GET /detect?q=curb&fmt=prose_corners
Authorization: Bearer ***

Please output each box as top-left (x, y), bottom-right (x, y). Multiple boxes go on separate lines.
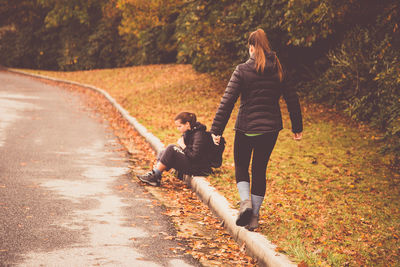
top-left (7, 69), bottom-right (296, 267)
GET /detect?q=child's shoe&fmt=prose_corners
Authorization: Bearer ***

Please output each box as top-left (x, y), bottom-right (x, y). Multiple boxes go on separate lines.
top-left (137, 171), bottom-right (161, 186)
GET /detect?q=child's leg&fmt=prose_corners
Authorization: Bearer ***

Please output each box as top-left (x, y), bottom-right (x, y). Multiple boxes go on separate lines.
top-left (159, 144), bottom-right (192, 174)
top-left (153, 161), bottom-right (167, 177)
top-left (137, 145), bottom-right (182, 186)
top-left (155, 161), bottom-right (167, 172)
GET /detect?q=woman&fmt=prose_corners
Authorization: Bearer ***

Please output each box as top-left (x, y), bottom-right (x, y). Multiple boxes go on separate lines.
top-left (137, 112), bottom-right (212, 186)
top-left (211, 29), bottom-right (303, 230)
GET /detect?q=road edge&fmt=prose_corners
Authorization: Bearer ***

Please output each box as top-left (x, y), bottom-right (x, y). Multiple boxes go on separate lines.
top-left (7, 68), bottom-right (296, 267)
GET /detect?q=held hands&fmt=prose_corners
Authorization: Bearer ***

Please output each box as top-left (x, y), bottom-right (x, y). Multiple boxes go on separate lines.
top-left (177, 137), bottom-right (186, 149)
top-left (293, 132), bottom-right (303, 141)
top-left (211, 133), bottom-right (221, 145)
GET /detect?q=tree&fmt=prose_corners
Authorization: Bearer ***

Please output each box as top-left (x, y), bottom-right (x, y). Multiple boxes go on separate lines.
top-left (116, 0), bottom-right (185, 64)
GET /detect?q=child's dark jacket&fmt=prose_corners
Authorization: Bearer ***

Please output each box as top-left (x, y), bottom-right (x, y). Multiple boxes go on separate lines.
top-left (183, 122), bottom-right (212, 175)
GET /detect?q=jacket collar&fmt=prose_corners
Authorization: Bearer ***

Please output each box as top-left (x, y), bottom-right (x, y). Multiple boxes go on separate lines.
top-left (246, 52), bottom-right (277, 72)
top-left (247, 56), bottom-right (255, 62)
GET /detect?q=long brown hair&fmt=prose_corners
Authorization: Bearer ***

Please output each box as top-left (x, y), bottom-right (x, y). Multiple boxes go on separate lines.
top-left (174, 112), bottom-right (197, 128)
top-left (248, 29), bottom-right (283, 81)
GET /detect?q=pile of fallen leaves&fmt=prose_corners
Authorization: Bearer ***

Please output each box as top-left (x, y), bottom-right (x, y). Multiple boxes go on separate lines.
top-left (34, 77), bottom-right (256, 266)
top-left (20, 66), bottom-right (400, 266)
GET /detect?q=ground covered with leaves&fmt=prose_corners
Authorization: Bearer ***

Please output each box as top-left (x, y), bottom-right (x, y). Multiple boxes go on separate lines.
top-left (21, 65), bottom-right (400, 266)
top-left (30, 77), bottom-right (256, 266)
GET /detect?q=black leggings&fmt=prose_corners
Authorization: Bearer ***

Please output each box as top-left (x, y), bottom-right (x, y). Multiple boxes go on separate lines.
top-left (234, 131), bottom-right (279, 197)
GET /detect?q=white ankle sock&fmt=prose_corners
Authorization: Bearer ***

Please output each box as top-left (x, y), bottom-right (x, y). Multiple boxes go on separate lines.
top-left (237, 181), bottom-right (250, 201)
top-left (153, 168), bottom-right (162, 178)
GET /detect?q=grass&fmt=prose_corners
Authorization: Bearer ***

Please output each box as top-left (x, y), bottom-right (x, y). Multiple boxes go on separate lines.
top-left (19, 64), bottom-right (400, 266)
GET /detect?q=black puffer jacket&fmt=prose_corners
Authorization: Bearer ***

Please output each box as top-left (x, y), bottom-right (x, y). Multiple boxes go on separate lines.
top-left (211, 53), bottom-right (303, 135)
top-left (183, 122), bottom-right (212, 175)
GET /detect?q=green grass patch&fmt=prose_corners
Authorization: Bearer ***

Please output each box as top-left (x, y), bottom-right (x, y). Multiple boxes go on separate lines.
top-left (19, 65), bottom-right (400, 266)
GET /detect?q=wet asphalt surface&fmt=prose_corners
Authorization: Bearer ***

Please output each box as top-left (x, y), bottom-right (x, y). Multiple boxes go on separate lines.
top-left (0, 71), bottom-right (201, 267)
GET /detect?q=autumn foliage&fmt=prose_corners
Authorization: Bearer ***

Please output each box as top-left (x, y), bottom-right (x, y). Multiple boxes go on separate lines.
top-left (1, 0), bottom-right (399, 162)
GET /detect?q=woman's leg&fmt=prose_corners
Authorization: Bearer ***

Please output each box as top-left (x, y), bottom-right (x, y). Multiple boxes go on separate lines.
top-left (234, 131), bottom-right (252, 184)
top-left (246, 132), bottom-right (279, 230)
top-left (234, 131), bottom-right (254, 200)
top-left (250, 132), bottom-right (279, 197)
top-left (234, 131), bottom-right (254, 226)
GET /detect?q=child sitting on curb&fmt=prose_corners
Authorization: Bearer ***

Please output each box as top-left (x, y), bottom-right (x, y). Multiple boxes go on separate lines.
top-left (137, 112), bottom-right (212, 186)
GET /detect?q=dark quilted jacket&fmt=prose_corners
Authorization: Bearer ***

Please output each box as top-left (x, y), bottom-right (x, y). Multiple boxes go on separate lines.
top-left (183, 122), bottom-right (212, 175)
top-left (211, 53), bottom-right (303, 135)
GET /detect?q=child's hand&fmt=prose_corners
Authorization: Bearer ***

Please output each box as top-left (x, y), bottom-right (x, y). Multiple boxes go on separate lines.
top-left (177, 137), bottom-right (186, 149)
top-left (211, 134), bottom-right (221, 145)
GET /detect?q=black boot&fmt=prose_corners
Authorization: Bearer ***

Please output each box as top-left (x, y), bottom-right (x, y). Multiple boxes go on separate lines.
top-left (137, 170), bottom-right (161, 186)
top-left (236, 199), bottom-right (253, 226)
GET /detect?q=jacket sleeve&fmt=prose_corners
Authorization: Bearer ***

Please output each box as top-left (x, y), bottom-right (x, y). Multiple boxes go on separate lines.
top-left (184, 131), bottom-right (208, 161)
top-left (211, 66), bottom-right (242, 135)
top-left (282, 79), bottom-right (303, 133)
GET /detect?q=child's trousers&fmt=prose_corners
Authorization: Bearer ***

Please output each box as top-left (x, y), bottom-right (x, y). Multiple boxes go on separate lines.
top-left (158, 144), bottom-right (193, 174)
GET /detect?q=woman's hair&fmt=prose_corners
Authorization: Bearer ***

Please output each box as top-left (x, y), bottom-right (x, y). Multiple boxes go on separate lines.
top-left (248, 29), bottom-right (283, 81)
top-left (174, 112), bottom-right (197, 128)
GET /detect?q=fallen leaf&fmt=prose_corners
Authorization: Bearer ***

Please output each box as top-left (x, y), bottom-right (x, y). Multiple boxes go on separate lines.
top-left (275, 247), bottom-right (286, 253)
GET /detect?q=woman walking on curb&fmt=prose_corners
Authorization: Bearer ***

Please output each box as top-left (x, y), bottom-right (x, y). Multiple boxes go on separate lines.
top-left (137, 112), bottom-right (212, 186)
top-left (210, 29), bottom-right (303, 231)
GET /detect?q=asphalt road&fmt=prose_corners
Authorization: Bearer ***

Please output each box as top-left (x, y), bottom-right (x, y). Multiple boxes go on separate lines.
top-left (0, 71), bottom-right (200, 267)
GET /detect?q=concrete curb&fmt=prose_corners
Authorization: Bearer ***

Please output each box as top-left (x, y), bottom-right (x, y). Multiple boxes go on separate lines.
top-left (8, 69), bottom-right (296, 267)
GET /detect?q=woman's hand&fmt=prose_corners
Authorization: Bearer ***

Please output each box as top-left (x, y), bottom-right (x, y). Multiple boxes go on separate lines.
top-left (177, 137), bottom-right (186, 149)
top-left (211, 133), bottom-right (221, 145)
top-left (293, 132), bottom-right (303, 141)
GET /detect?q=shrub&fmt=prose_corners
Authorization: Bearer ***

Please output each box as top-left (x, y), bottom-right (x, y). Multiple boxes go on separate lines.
top-left (301, 3), bottom-right (400, 164)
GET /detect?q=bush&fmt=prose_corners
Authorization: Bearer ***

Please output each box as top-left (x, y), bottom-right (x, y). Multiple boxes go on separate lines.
top-left (300, 3), bottom-right (400, 164)
top-left (2, 0), bottom-right (399, 163)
